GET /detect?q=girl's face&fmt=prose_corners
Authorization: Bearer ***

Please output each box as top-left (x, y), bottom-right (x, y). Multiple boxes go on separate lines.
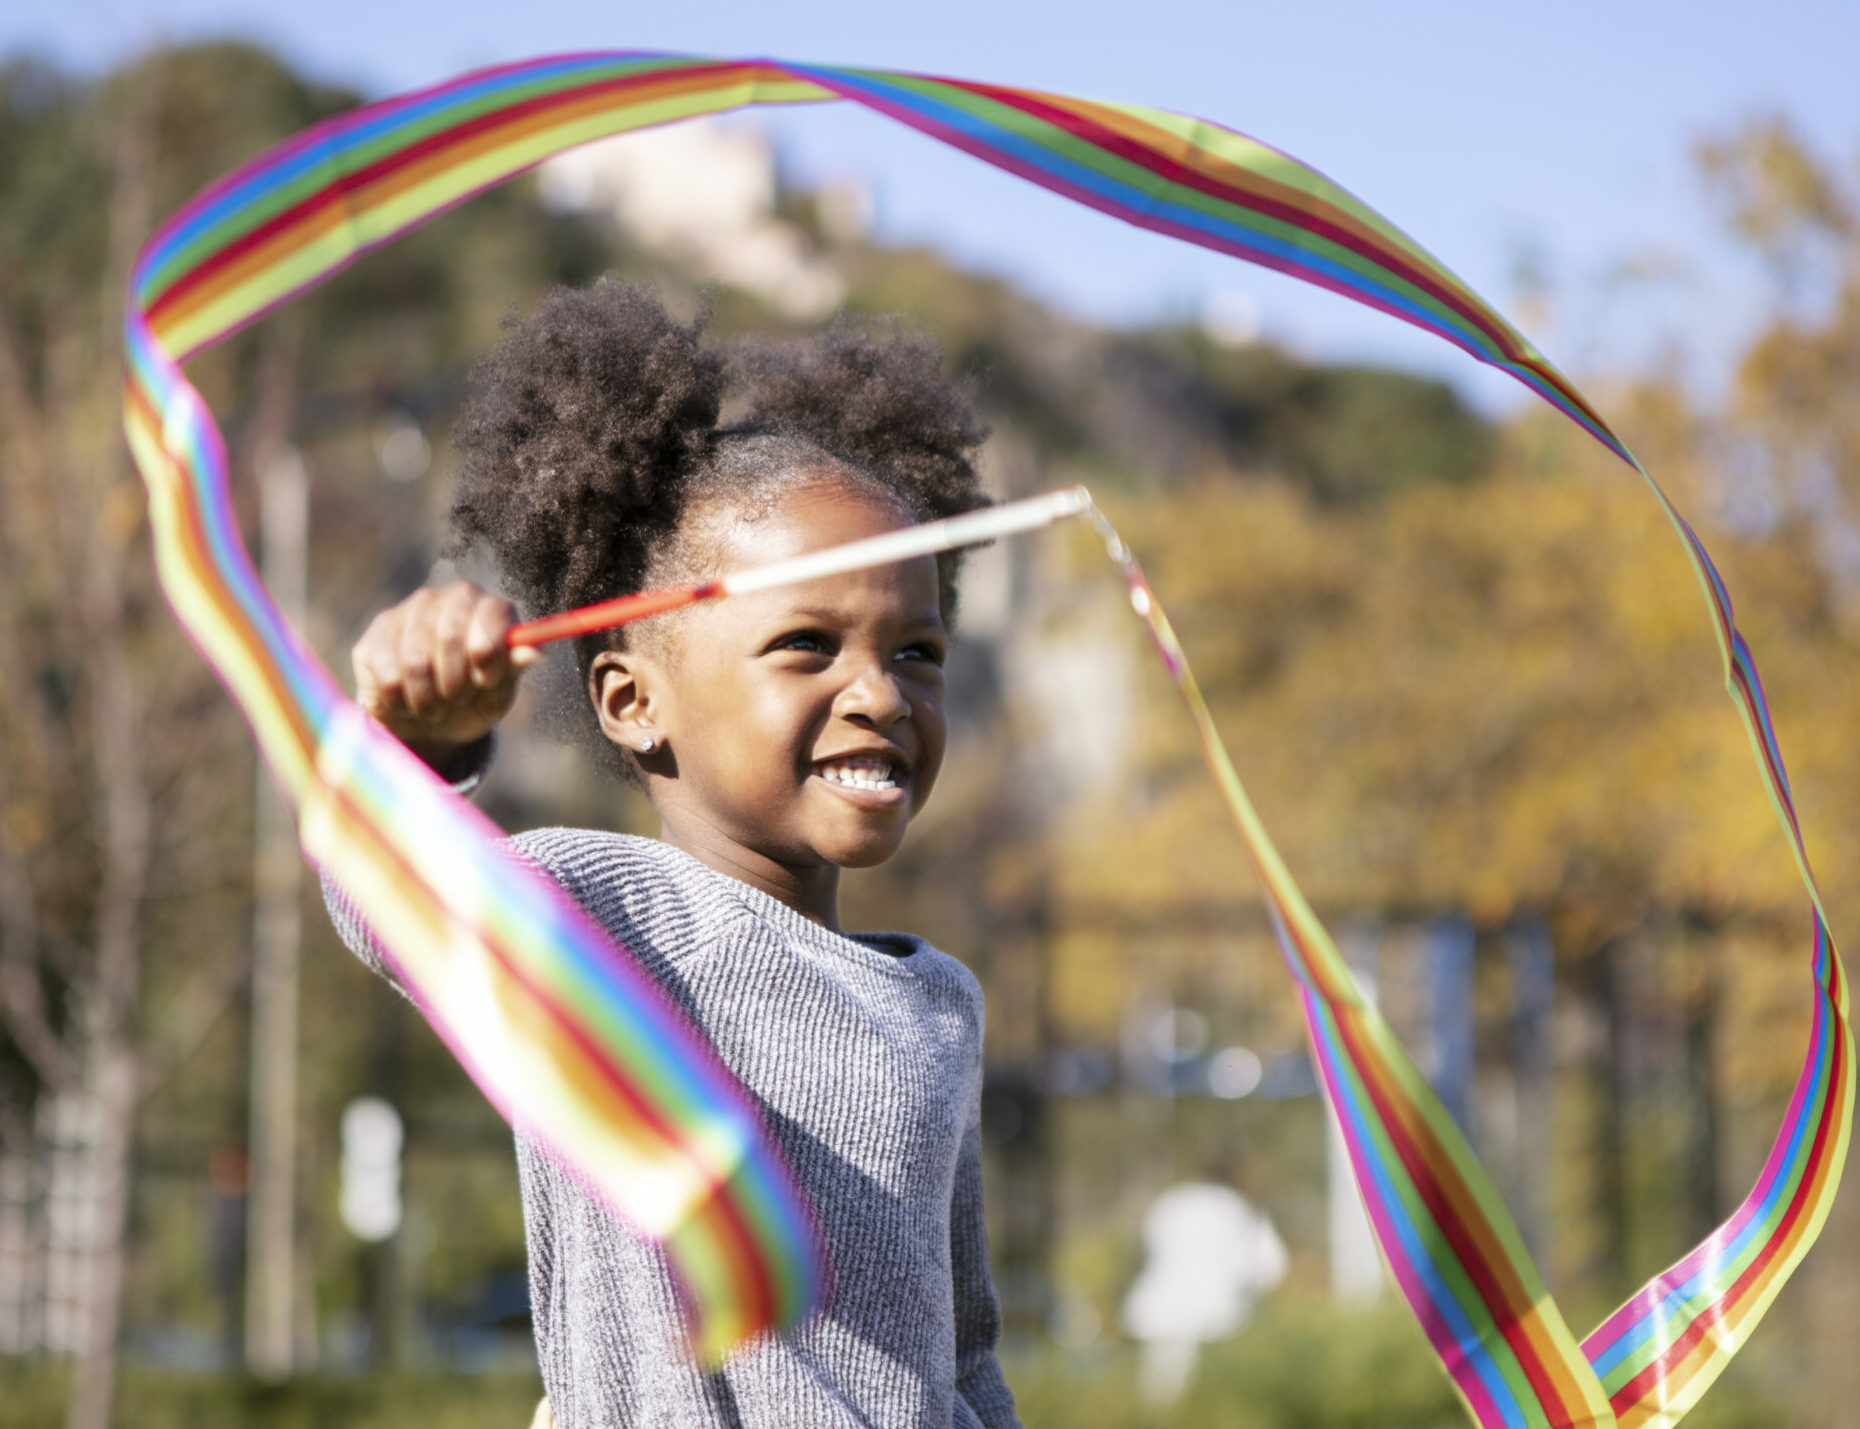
top-left (596, 479), bottom-right (949, 918)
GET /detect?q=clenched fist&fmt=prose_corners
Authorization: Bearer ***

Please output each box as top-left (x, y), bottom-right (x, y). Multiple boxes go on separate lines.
top-left (352, 581), bottom-right (539, 762)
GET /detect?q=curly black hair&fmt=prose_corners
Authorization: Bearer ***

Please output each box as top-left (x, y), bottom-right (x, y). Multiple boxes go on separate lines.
top-left (447, 278), bottom-right (993, 763)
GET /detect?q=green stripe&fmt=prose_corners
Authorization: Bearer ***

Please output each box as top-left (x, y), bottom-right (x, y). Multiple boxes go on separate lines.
top-left (873, 75), bottom-right (1502, 362)
top-left (1596, 1050), bottom-right (1834, 1392)
top-left (1317, 1000), bottom-right (1556, 1423)
top-left (142, 56), bottom-right (688, 299)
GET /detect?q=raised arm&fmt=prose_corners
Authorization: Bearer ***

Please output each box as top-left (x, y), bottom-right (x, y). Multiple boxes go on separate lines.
top-left (323, 580), bottom-right (538, 986)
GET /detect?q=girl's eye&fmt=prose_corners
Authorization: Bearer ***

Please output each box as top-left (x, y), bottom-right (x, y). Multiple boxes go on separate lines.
top-left (772, 630), bottom-right (834, 656)
top-left (896, 641), bottom-right (946, 668)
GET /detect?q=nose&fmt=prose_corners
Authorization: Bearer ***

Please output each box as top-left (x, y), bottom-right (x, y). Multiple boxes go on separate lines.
top-left (835, 660), bottom-right (910, 729)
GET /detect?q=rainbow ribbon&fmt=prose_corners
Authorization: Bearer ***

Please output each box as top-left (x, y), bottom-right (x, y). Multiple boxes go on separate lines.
top-left (121, 53), bottom-right (1848, 1419)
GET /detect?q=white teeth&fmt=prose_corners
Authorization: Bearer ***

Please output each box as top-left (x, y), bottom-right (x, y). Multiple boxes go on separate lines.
top-left (818, 758), bottom-right (899, 790)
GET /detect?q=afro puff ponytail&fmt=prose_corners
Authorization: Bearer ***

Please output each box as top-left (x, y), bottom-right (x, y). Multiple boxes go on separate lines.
top-left (449, 278), bottom-right (723, 620)
top-left (730, 317), bottom-right (993, 526)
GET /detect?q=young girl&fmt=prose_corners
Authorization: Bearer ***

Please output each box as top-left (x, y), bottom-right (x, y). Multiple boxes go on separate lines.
top-left (326, 279), bottom-right (1020, 1429)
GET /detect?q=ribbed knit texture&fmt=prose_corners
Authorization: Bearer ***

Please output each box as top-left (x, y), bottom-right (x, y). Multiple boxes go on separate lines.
top-left (324, 826), bottom-right (1019, 1429)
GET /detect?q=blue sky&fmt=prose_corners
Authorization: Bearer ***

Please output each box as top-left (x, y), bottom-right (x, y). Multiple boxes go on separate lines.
top-left (7, 0), bottom-right (1857, 411)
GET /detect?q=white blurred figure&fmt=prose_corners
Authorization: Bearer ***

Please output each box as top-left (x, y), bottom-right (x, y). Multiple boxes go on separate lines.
top-left (1121, 1182), bottom-right (1287, 1405)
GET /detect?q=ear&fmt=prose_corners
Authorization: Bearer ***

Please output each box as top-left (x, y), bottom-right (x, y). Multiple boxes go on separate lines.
top-left (589, 648), bottom-right (666, 755)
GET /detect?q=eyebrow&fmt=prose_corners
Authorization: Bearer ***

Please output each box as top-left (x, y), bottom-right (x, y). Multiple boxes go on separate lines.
top-left (778, 603), bottom-right (944, 627)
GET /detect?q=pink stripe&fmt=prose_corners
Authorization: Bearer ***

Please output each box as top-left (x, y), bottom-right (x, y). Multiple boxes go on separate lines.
top-left (824, 76), bottom-right (1636, 467)
top-left (1586, 973), bottom-right (1831, 1350)
top-left (1303, 993), bottom-right (1512, 1427)
top-left (145, 52), bottom-right (626, 262)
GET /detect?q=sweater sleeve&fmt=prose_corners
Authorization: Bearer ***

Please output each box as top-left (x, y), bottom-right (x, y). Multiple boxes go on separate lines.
top-left (950, 1094), bottom-right (1020, 1428)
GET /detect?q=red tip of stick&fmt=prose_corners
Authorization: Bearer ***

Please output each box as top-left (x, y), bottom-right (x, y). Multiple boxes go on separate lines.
top-left (507, 582), bottom-right (716, 647)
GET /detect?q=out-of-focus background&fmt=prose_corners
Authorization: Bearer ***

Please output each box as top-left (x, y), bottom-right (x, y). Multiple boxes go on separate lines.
top-left (2, 5), bottom-right (1859, 1427)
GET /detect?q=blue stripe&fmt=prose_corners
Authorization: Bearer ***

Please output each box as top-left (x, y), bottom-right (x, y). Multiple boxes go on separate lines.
top-left (1308, 996), bottom-right (1532, 1428)
top-left (1731, 636), bottom-right (1794, 803)
top-left (139, 54), bottom-right (675, 297)
top-left (1588, 993), bottom-right (1831, 1376)
top-left (130, 339), bottom-right (335, 724)
top-left (811, 70), bottom-right (1631, 447)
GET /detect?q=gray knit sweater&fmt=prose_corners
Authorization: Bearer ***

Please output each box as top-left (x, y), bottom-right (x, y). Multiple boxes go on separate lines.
top-left (324, 825), bottom-right (1019, 1429)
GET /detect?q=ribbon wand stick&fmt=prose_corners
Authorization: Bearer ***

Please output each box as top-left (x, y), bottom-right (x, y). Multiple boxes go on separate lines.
top-left (506, 486), bottom-right (1096, 648)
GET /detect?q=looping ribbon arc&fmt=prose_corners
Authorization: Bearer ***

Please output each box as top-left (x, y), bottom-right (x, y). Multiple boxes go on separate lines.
top-left (122, 52), bottom-right (1848, 1422)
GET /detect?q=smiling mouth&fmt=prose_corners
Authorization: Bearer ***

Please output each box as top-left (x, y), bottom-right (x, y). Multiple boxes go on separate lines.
top-left (813, 754), bottom-right (906, 798)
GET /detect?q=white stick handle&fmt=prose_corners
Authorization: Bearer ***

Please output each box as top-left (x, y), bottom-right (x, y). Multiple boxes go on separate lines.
top-left (719, 486), bottom-right (1094, 597)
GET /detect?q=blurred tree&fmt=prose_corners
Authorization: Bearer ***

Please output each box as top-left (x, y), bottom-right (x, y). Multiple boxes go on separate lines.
top-left (1035, 375), bottom-right (1857, 1300)
top-left (1697, 116), bottom-right (1852, 290)
top-left (1124, 332), bottom-right (1495, 502)
top-left (1700, 117), bottom-right (1860, 607)
top-left (837, 245), bottom-right (1494, 503)
top-left (0, 44), bottom-right (359, 1429)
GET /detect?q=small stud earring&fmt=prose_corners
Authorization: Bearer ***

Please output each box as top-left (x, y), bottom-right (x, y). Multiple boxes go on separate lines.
top-left (638, 735), bottom-right (657, 753)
